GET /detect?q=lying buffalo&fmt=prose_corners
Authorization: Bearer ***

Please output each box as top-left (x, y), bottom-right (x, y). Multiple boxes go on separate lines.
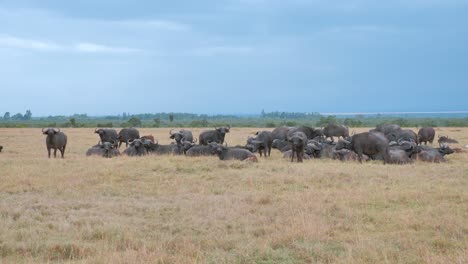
top-left (143, 139), bottom-right (181, 155)
top-left (418, 127), bottom-right (435, 145)
top-left (245, 131), bottom-right (273, 157)
top-left (333, 149), bottom-right (370, 162)
top-left (438, 136), bottom-right (458, 147)
top-left (386, 129), bottom-right (418, 144)
top-left (336, 132), bottom-right (390, 164)
top-left (123, 139), bottom-right (148, 156)
top-left (304, 140), bottom-right (323, 158)
top-left (141, 135), bottom-right (155, 143)
top-left (170, 129), bottom-right (194, 144)
top-left (209, 143), bottom-right (258, 162)
top-left (185, 144), bottom-right (215, 157)
top-left (86, 141), bottom-right (120, 158)
top-left (322, 124), bottom-right (349, 143)
top-left (95, 128), bottom-right (119, 147)
top-left (415, 145), bottom-right (455, 163)
top-left (287, 131), bottom-right (308, 162)
top-left (42, 128), bottom-right (67, 158)
top-left (199, 126), bottom-right (230, 145)
top-left (283, 150), bottom-right (311, 160)
top-left (118, 128), bottom-right (140, 148)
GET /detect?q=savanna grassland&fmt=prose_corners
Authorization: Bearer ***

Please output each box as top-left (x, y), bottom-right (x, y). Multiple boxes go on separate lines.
top-left (0, 128), bottom-right (467, 264)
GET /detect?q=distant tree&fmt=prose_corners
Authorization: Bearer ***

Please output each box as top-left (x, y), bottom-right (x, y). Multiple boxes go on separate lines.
top-left (70, 118), bottom-right (77, 127)
top-left (23, 110), bottom-right (32, 120)
top-left (316, 115), bottom-right (337, 127)
top-left (128, 117), bottom-right (142, 127)
top-left (153, 118), bottom-right (161, 128)
top-left (261, 109), bottom-right (266, 118)
top-left (3, 112), bottom-right (10, 120)
top-left (11, 113), bottom-right (23, 120)
top-left (169, 114), bottom-right (174, 122)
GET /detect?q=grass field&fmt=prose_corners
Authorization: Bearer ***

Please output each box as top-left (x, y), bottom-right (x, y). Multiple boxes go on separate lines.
top-left (0, 127), bottom-right (467, 263)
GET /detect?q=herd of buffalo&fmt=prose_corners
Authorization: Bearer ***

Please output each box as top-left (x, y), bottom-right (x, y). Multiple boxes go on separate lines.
top-left (0, 124), bottom-right (463, 164)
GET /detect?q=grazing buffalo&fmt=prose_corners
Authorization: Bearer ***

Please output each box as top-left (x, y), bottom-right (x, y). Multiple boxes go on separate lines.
top-left (438, 136), bottom-right (458, 147)
top-left (143, 139), bottom-right (181, 155)
top-left (42, 128), bottom-right (67, 158)
top-left (370, 124), bottom-right (401, 135)
top-left (140, 135), bottom-right (155, 143)
top-left (322, 124), bottom-right (349, 143)
top-left (209, 143), bottom-right (258, 162)
top-left (287, 131), bottom-right (308, 162)
top-left (170, 129), bottom-right (194, 144)
top-left (118, 128), bottom-right (140, 148)
top-left (199, 126), bottom-right (230, 145)
top-left (418, 127), bottom-right (435, 145)
top-left (245, 131), bottom-right (273, 157)
top-left (95, 128), bottom-right (119, 147)
top-left (271, 139), bottom-right (291, 152)
top-left (86, 141), bottom-right (120, 158)
top-left (123, 139), bottom-right (148, 156)
top-left (336, 132), bottom-right (390, 164)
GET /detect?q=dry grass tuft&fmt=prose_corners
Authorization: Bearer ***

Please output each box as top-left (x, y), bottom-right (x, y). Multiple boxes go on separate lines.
top-left (0, 127), bottom-right (467, 263)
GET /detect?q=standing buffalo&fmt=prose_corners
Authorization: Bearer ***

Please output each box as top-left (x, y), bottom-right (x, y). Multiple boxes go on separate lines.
top-left (118, 128), bottom-right (140, 148)
top-left (322, 124), bottom-right (349, 143)
top-left (418, 127), bottom-right (435, 145)
top-left (169, 129), bottom-right (194, 144)
top-left (123, 139), bottom-right (148, 156)
top-left (271, 139), bottom-right (291, 152)
top-left (336, 132), bottom-right (390, 164)
top-left (287, 131), bottom-right (308, 162)
top-left (245, 131), bottom-right (273, 157)
top-left (271, 127), bottom-right (291, 141)
top-left (209, 143), bottom-right (258, 162)
top-left (272, 126), bottom-right (322, 141)
top-left (95, 128), bottom-right (119, 147)
top-left (42, 128), bottom-right (67, 158)
top-left (86, 141), bottom-right (120, 158)
top-left (199, 126), bottom-right (230, 145)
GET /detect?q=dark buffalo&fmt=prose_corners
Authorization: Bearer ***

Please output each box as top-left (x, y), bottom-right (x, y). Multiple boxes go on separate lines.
top-left (123, 139), bottom-right (148, 156)
top-left (178, 139), bottom-right (197, 155)
top-left (386, 129), bottom-right (418, 144)
top-left (417, 127), bottom-right (435, 145)
top-left (42, 128), bottom-right (67, 158)
top-left (320, 143), bottom-right (336, 159)
top-left (438, 136), bottom-right (458, 147)
top-left (245, 131), bottom-right (273, 157)
top-left (287, 131), bottom-right (308, 162)
top-left (283, 150), bottom-right (311, 160)
top-left (185, 144), bottom-right (215, 157)
top-left (209, 143), bottom-right (258, 162)
top-left (336, 132), bottom-right (390, 164)
top-left (415, 145), bottom-right (455, 163)
top-left (289, 126), bottom-right (323, 140)
top-left (199, 126), bottom-right (230, 145)
top-left (333, 149), bottom-right (370, 162)
top-left (271, 126), bottom-right (291, 141)
top-left (322, 124), bottom-right (349, 143)
top-left (304, 140), bottom-right (323, 158)
top-left (169, 129), bottom-right (194, 144)
top-left (370, 124), bottom-right (401, 135)
top-left (118, 128), bottom-right (140, 148)
top-left (95, 128), bottom-right (119, 147)
top-left (86, 141), bottom-right (120, 158)
top-left (143, 139), bottom-right (181, 155)
top-left (271, 139), bottom-right (291, 152)
top-left (387, 148), bottom-right (412, 164)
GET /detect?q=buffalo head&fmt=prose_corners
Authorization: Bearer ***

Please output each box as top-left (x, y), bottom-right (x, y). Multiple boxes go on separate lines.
top-left (42, 128), bottom-right (60, 136)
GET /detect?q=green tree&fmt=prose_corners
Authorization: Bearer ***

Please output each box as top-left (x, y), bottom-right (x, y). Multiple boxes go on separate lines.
top-left (70, 118), bottom-right (77, 127)
top-left (153, 118), bottom-right (161, 128)
top-left (169, 114), bottom-right (174, 122)
top-left (23, 110), bottom-right (32, 120)
top-left (11, 113), bottom-right (23, 120)
top-left (128, 117), bottom-right (142, 127)
top-left (3, 112), bottom-right (10, 120)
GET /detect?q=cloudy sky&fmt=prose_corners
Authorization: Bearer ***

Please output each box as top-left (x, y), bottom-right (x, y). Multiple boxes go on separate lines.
top-left (1, 0), bottom-right (467, 116)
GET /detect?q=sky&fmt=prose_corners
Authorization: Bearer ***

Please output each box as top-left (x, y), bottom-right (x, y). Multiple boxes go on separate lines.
top-left (0, 0), bottom-right (467, 116)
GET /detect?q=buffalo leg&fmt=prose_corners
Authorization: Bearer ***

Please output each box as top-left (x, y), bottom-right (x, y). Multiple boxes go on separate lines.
top-left (53, 148), bottom-right (57, 158)
top-left (291, 150), bottom-right (295, 162)
top-left (297, 151), bottom-right (303, 163)
top-left (61, 145), bottom-right (66, 158)
top-left (47, 148), bottom-right (51, 158)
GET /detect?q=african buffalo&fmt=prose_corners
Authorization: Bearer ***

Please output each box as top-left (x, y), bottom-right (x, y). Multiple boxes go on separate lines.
top-left (438, 136), bottom-right (458, 147)
top-left (42, 128), bottom-right (67, 158)
top-left (118, 128), bottom-right (140, 148)
top-left (86, 141), bottom-right (120, 158)
top-left (170, 129), bottom-right (194, 144)
top-left (95, 128), bottom-right (119, 147)
top-left (370, 124), bottom-right (401, 135)
top-left (287, 131), bottom-right (308, 162)
top-left (304, 140), bottom-right (323, 158)
top-left (271, 126), bottom-right (291, 141)
top-left (143, 139), bottom-right (181, 155)
top-left (186, 144), bottom-right (216, 157)
top-left (336, 132), bottom-right (390, 163)
top-left (141, 135), bottom-right (155, 143)
top-left (283, 150), bottom-right (311, 160)
top-left (417, 127), bottom-right (435, 145)
top-left (199, 126), bottom-right (230, 145)
top-left (322, 124), bottom-right (349, 143)
top-left (333, 149), bottom-right (370, 162)
top-left (386, 129), bottom-right (418, 144)
top-left (245, 131), bottom-right (273, 157)
top-left (271, 139), bottom-right (291, 152)
top-left (209, 143), bottom-right (258, 162)
top-left (414, 145), bottom-right (455, 163)
top-left (123, 139), bottom-right (148, 156)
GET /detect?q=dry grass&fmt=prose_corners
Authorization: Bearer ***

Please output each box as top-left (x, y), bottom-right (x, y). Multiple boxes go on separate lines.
top-left (0, 127), bottom-right (467, 264)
